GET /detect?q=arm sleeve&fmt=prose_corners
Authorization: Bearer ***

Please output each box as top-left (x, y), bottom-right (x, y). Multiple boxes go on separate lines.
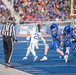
top-left (12, 25), bottom-right (16, 40)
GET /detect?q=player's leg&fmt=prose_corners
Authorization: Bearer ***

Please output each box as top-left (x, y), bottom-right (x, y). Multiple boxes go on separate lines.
top-left (70, 42), bottom-right (76, 56)
top-left (44, 45), bottom-right (49, 56)
top-left (23, 46), bottom-right (31, 60)
top-left (40, 45), bottom-right (49, 61)
top-left (56, 41), bottom-right (65, 59)
top-left (36, 41), bottom-right (39, 49)
top-left (55, 40), bottom-right (68, 63)
top-left (30, 42), bottom-right (38, 61)
top-left (54, 40), bottom-right (64, 56)
top-left (56, 49), bottom-right (64, 56)
top-left (56, 48), bottom-right (68, 63)
top-left (65, 42), bottom-right (71, 54)
top-left (40, 42), bottom-right (54, 61)
top-left (65, 47), bottom-right (70, 54)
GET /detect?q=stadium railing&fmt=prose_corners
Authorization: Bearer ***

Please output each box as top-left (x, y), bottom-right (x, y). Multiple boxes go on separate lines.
top-left (0, 19), bottom-right (76, 36)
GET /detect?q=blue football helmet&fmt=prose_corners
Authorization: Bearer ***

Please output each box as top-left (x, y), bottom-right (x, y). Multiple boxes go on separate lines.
top-left (64, 25), bottom-right (70, 34)
top-left (50, 23), bottom-right (58, 31)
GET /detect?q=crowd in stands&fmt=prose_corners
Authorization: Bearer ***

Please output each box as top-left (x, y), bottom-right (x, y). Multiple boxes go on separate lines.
top-left (12, 0), bottom-right (76, 23)
top-left (0, 0), bottom-right (11, 24)
top-left (1, 0), bottom-right (76, 24)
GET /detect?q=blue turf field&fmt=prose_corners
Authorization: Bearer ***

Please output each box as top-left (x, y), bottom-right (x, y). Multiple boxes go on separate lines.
top-left (0, 36), bottom-right (76, 75)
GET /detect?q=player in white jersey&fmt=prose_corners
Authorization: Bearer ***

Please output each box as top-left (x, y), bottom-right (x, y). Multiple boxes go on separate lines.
top-left (22, 26), bottom-right (46, 62)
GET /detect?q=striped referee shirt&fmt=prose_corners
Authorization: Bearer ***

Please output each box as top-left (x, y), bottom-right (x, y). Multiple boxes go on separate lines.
top-left (1, 22), bottom-right (16, 39)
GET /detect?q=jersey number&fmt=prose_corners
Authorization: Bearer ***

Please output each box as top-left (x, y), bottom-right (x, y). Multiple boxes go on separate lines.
top-left (34, 33), bottom-right (39, 39)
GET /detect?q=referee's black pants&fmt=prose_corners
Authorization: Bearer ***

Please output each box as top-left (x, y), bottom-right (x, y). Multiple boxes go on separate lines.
top-left (3, 36), bottom-right (13, 63)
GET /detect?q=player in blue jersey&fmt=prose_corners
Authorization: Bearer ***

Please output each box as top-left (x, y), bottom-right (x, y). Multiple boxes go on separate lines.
top-left (62, 25), bottom-right (71, 55)
top-left (70, 27), bottom-right (76, 57)
top-left (22, 26), bottom-right (46, 62)
top-left (40, 23), bottom-right (68, 63)
top-left (59, 25), bottom-right (72, 62)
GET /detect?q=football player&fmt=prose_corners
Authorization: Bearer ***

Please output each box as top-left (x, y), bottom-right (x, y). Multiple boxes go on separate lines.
top-left (70, 28), bottom-right (76, 57)
top-left (22, 26), bottom-right (46, 62)
top-left (40, 23), bottom-right (68, 63)
top-left (63, 25), bottom-right (71, 55)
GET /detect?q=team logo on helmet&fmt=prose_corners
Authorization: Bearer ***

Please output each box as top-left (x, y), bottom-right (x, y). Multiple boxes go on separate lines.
top-left (64, 25), bottom-right (70, 34)
top-left (50, 23), bottom-right (58, 31)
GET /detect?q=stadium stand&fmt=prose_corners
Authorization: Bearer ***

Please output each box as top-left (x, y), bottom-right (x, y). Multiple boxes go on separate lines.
top-left (0, 0), bottom-right (75, 24)
top-left (0, 0), bottom-right (11, 24)
top-left (6, 0), bottom-right (76, 24)
top-left (0, 0), bottom-right (76, 24)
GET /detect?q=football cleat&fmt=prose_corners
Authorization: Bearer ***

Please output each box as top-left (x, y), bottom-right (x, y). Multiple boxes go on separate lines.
top-left (33, 56), bottom-right (38, 62)
top-left (40, 56), bottom-right (48, 61)
top-left (64, 55), bottom-right (68, 63)
top-left (22, 57), bottom-right (27, 60)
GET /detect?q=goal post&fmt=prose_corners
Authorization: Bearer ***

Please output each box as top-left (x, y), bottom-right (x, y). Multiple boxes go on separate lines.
top-left (70, 0), bottom-right (76, 16)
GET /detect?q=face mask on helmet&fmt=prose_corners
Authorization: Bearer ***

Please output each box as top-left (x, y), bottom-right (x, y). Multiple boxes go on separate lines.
top-left (64, 25), bottom-right (70, 34)
top-left (32, 26), bottom-right (38, 32)
top-left (50, 23), bottom-right (58, 32)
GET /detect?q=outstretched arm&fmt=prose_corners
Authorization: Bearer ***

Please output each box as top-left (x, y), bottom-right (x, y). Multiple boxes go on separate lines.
top-left (40, 36), bottom-right (46, 45)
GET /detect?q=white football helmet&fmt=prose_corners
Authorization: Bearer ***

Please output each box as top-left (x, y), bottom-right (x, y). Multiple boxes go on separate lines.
top-left (32, 26), bottom-right (38, 32)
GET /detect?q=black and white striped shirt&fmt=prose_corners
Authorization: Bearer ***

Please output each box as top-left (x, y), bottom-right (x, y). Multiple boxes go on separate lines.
top-left (1, 22), bottom-right (16, 39)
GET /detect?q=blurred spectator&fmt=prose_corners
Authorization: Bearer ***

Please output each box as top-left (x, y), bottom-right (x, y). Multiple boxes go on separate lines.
top-left (0, 0), bottom-right (12, 24)
top-left (4, 0), bottom-right (76, 23)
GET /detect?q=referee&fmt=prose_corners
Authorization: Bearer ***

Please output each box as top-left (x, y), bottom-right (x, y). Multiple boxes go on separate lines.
top-left (1, 17), bottom-right (17, 68)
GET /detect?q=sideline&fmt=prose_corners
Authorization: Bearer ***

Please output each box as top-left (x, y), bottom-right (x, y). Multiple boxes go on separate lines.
top-left (0, 64), bottom-right (32, 75)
